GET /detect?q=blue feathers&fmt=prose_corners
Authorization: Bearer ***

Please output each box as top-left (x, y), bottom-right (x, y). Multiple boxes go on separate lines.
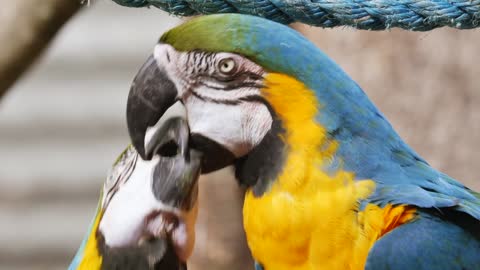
top-left (365, 212), bottom-right (480, 270)
top-left (328, 105), bottom-right (480, 219)
top-left (254, 261), bottom-right (264, 270)
top-left (326, 105), bottom-right (480, 219)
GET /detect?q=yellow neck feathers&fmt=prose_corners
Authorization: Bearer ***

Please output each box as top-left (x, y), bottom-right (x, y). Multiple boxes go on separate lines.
top-left (242, 73), bottom-right (415, 270)
top-left (76, 207), bottom-right (103, 270)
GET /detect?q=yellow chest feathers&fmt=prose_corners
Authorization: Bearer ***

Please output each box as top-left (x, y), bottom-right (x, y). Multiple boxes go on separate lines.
top-left (242, 73), bottom-right (415, 270)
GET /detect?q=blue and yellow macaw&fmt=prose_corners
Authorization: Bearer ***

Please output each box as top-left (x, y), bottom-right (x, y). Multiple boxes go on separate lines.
top-left (68, 102), bottom-right (201, 270)
top-left (123, 14), bottom-right (479, 269)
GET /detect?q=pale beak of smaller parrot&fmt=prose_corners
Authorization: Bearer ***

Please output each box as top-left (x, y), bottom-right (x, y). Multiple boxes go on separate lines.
top-left (142, 100), bottom-right (201, 212)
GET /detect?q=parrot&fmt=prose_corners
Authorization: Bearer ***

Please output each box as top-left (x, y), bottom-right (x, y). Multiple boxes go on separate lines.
top-left (123, 14), bottom-right (480, 270)
top-left (68, 101), bottom-right (201, 270)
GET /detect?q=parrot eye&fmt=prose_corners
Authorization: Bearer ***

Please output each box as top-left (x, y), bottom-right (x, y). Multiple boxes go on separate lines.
top-left (218, 58), bottom-right (237, 75)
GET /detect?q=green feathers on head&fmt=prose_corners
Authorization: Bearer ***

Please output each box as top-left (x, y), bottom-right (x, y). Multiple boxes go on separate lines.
top-left (160, 14), bottom-right (246, 53)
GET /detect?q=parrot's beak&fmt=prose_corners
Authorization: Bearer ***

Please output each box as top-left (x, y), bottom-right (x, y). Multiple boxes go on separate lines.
top-left (127, 54), bottom-right (179, 161)
top-left (127, 52), bottom-right (236, 173)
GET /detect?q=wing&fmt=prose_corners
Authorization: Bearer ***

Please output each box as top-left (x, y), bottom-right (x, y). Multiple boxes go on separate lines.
top-left (327, 103), bottom-right (480, 220)
top-left (317, 80), bottom-right (480, 221)
top-left (367, 150), bottom-right (480, 220)
top-left (365, 211), bottom-right (480, 270)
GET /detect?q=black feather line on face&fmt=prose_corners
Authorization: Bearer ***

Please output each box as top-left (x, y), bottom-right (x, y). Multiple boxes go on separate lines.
top-left (190, 89), bottom-right (241, 105)
top-left (195, 70), bottom-right (264, 90)
top-left (211, 71), bottom-right (263, 83)
top-left (197, 80), bottom-right (263, 92)
top-left (239, 95), bottom-right (270, 107)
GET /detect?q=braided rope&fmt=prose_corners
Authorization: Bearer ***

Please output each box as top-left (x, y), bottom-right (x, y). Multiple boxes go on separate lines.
top-left (111, 0), bottom-right (480, 31)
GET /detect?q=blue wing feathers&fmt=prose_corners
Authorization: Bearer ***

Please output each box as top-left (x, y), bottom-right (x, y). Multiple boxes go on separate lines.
top-left (320, 83), bottom-right (480, 221)
top-left (311, 42), bottom-right (480, 268)
top-left (365, 212), bottom-right (480, 270)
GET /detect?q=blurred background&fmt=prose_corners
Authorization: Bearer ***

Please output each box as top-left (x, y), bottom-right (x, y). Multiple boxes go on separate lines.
top-left (0, 1), bottom-right (478, 269)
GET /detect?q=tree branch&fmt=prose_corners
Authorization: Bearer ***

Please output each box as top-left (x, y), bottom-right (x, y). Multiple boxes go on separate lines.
top-left (0, 0), bottom-right (83, 99)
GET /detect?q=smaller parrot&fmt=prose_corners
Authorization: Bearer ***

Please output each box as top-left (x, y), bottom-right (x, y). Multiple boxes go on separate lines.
top-left (68, 101), bottom-right (201, 270)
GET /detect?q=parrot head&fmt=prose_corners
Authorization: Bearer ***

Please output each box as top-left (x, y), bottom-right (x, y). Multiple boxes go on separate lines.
top-left (126, 14), bottom-right (378, 193)
top-left (127, 43), bottom-right (273, 175)
top-left (69, 104), bottom-right (201, 270)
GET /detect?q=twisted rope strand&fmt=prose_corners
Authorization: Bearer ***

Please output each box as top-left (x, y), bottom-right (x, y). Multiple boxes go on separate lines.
top-left (111, 0), bottom-right (480, 31)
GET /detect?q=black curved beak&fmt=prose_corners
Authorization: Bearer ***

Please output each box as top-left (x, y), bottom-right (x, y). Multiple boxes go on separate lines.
top-left (127, 54), bottom-right (178, 160)
top-left (127, 53), bottom-right (200, 208)
top-left (126, 53), bottom-right (236, 174)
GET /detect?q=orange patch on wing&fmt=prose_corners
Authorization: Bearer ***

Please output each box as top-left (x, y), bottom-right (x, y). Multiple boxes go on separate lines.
top-left (352, 204), bottom-right (417, 270)
top-left (380, 205), bottom-right (417, 236)
top-left (360, 204), bottom-right (417, 238)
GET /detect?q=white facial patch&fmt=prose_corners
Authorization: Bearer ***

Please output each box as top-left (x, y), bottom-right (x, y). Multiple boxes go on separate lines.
top-left (153, 44), bottom-right (274, 158)
top-left (99, 156), bottom-right (197, 261)
top-left (186, 97), bottom-right (272, 157)
top-left (100, 157), bottom-right (166, 246)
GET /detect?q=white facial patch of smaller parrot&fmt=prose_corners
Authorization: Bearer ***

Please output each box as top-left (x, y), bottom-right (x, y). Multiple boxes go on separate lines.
top-left (99, 152), bottom-right (198, 261)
